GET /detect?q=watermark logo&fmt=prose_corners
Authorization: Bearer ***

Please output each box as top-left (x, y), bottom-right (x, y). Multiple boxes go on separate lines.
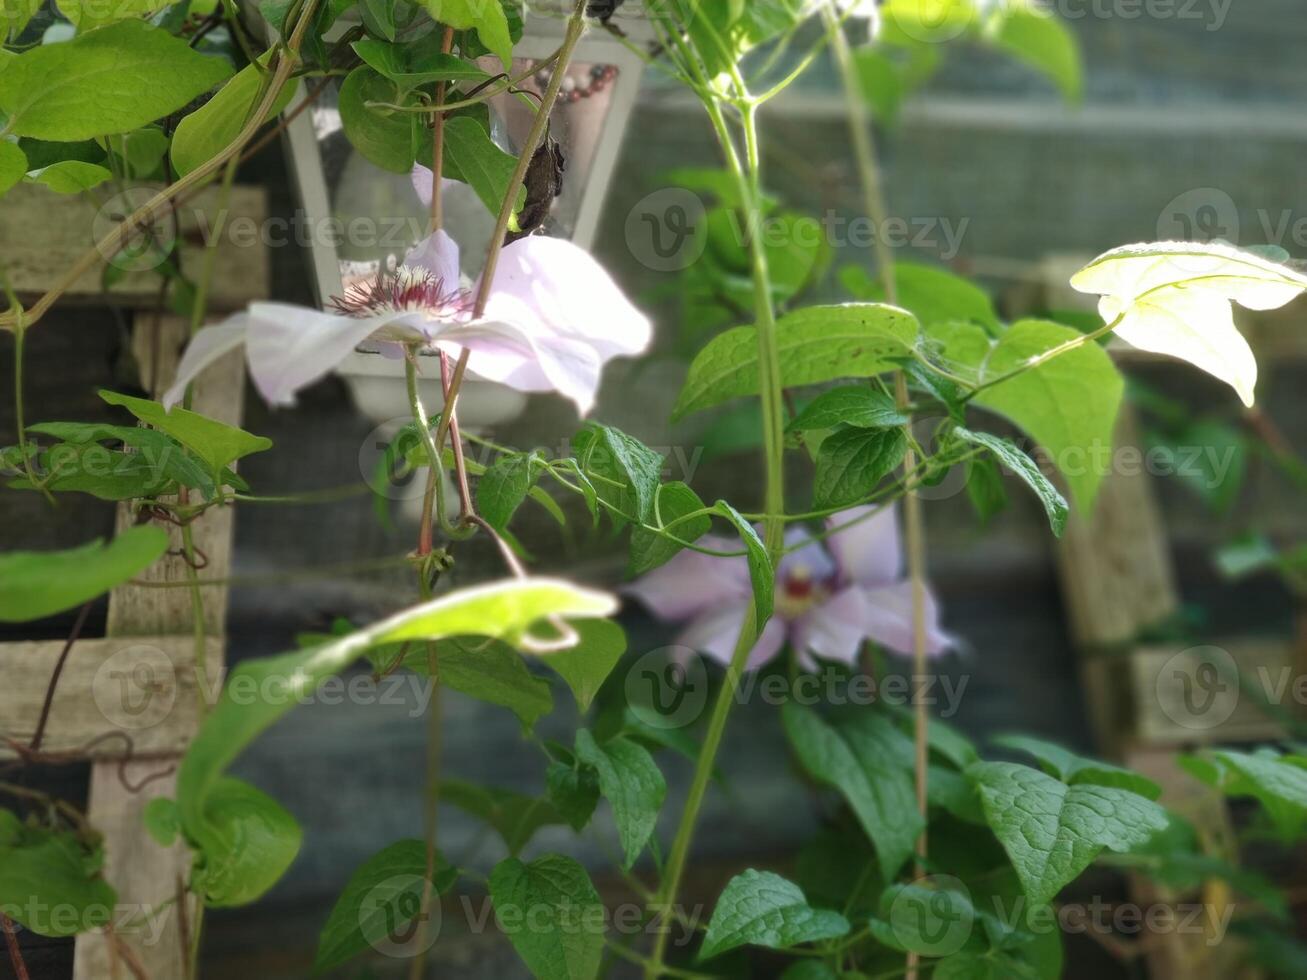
top-left (93, 188), bottom-right (177, 272)
top-left (626, 188), bottom-right (709, 272)
top-left (886, 876), bottom-right (975, 957)
top-left (625, 646), bottom-right (709, 730)
top-left (92, 644), bottom-right (178, 731)
top-left (360, 874), bottom-right (441, 959)
top-left (1155, 645), bottom-right (1240, 731)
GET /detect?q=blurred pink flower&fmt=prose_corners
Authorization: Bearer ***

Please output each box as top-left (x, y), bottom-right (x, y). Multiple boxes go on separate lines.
top-left (163, 227), bottom-right (650, 416)
top-left (626, 505), bottom-right (952, 670)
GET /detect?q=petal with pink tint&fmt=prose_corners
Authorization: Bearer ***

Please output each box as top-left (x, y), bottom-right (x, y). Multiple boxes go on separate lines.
top-left (857, 580), bottom-right (953, 657)
top-left (777, 526), bottom-right (838, 585)
top-left (480, 236), bottom-right (652, 360)
top-left (676, 600), bottom-right (787, 670)
top-left (243, 304), bottom-right (392, 406)
top-left (827, 505), bottom-right (903, 588)
top-left (410, 164), bottom-right (460, 208)
top-left (435, 319), bottom-right (604, 414)
top-left (403, 230), bottom-right (462, 289)
top-left (162, 317), bottom-right (250, 409)
top-left (791, 586), bottom-right (873, 668)
top-left (623, 540), bottom-right (751, 621)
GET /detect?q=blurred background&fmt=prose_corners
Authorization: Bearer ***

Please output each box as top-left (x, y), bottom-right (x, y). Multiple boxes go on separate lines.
top-left (3, 1), bottom-right (1306, 976)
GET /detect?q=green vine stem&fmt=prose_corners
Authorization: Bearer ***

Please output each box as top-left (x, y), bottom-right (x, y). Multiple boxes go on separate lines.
top-left (645, 28), bottom-right (789, 980)
top-left (825, 12), bottom-right (936, 979)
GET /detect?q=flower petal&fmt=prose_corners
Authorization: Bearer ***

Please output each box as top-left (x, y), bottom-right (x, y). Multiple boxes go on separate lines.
top-left (856, 580), bottom-right (953, 658)
top-left (437, 319), bottom-right (605, 415)
top-left (410, 164), bottom-right (460, 209)
top-left (776, 526), bottom-right (837, 585)
top-left (162, 317), bottom-right (250, 410)
top-left (403, 230), bottom-right (461, 289)
top-left (623, 540), bottom-right (752, 621)
top-left (243, 303), bottom-right (391, 406)
top-left (677, 600), bottom-right (787, 671)
top-left (480, 236), bottom-right (652, 360)
top-left (826, 505), bottom-right (902, 588)
top-left (791, 586), bottom-right (872, 667)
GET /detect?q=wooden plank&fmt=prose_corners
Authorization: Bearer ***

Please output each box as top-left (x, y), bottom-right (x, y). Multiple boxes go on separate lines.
top-left (0, 636), bottom-right (222, 761)
top-left (75, 314), bottom-right (247, 980)
top-left (1131, 640), bottom-right (1296, 746)
top-left (0, 184), bottom-right (268, 312)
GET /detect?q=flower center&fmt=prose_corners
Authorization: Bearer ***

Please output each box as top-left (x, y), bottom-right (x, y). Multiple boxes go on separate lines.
top-left (775, 563), bottom-right (830, 620)
top-left (329, 265), bottom-right (469, 320)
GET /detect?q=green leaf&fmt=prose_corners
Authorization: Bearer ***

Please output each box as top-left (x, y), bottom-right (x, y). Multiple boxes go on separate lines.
top-left (477, 453), bottom-right (539, 531)
top-left (712, 499), bottom-right (774, 625)
top-left (985, 4), bottom-right (1081, 102)
top-left (953, 428), bottom-right (1068, 537)
top-left (787, 386), bottom-right (908, 433)
top-left (54, 0), bottom-right (172, 30)
top-left (1183, 750), bottom-right (1307, 841)
top-left (189, 776), bottom-right (302, 907)
top-left (26, 160), bottom-right (111, 193)
top-left (1071, 241), bottom-right (1307, 408)
top-left (443, 113), bottom-right (524, 218)
top-left (991, 734), bottom-right (1161, 799)
top-left (423, 0), bottom-right (513, 69)
top-left (782, 704), bottom-right (922, 880)
top-left (812, 426), bottom-right (907, 510)
top-left (546, 761), bottom-right (600, 832)
top-left (337, 66), bottom-right (422, 173)
top-left (489, 855), bottom-right (606, 980)
top-left (573, 422), bottom-right (664, 523)
top-left (969, 760), bottom-right (1168, 906)
top-left (99, 389), bottom-right (272, 478)
top-left (0, 139), bottom-right (23, 197)
top-left (352, 39), bottom-right (489, 90)
top-left (143, 798), bottom-right (181, 847)
top-left (0, 818), bottom-right (116, 937)
top-left (440, 637), bottom-right (555, 727)
top-left (177, 579), bottom-right (616, 901)
top-left (965, 455), bottom-right (1007, 524)
top-left (0, 525), bottom-right (168, 621)
top-left (629, 481), bottom-right (711, 575)
top-left (1, 0), bottom-right (41, 41)
top-left (314, 839), bottom-right (456, 975)
top-left (673, 304), bottom-right (919, 420)
top-left (0, 20), bottom-right (233, 140)
top-left (442, 781), bottom-right (565, 855)
top-left (103, 126), bottom-right (169, 179)
top-left (574, 731), bottom-right (665, 869)
top-left (27, 421), bottom-right (216, 499)
top-left (875, 880), bottom-right (980, 957)
top-left (970, 319), bottom-right (1123, 514)
top-left (171, 51), bottom-right (299, 177)
top-left (699, 869), bottom-right (850, 960)
top-left (841, 262), bottom-right (1000, 333)
top-left (544, 619), bottom-right (626, 712)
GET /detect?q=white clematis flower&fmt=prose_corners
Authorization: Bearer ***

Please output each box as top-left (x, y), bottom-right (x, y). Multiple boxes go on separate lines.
top-left (162, 227), bottom-right (652, 415)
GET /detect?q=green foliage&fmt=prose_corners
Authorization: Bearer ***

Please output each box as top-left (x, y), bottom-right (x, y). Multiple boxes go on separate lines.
top-left (171, 51), bottom-right (299, 177)
top-left (712, 499), bottom-right (774, 624)
top-left (338, 66), bottom-right (429, 173)
top-left (314, 839), bottom-right (456, 974)
top-left (99, 389), bottom-right (272, 481)
top-left (952, 428), bottom-right (1068, 537)
top-left (477, 452), bottom-right (542, 531)
top-left (841, 262), bottom-right (1000, 335)
top-left (699, 869), bottom-right (850, 960)
top-left (439, 637), bottom-right (555, 727)
top-left (812, 426), bottom-right (907, 510)
top-left (969, 761), bottom-right (1169, 906)
top-left (26, 160), bottom-right (111, 193)
top-left (0, 813), bottom-right (116, 937)
top-left (489, 854), bottom-right (606, 980)
top-left (783, 704), bottom-right (922, 880)
top-left (787, 386), bottom-right (908, 433)
top-left (443, 114), bottom-right (525, 219)
top-left (574, 730), bottom-right (666, 869)
top-left (422, 0), bottom-right (514, 69)
top-left (0, 525), bottom-right (167, 621)
top-left (0, 139), bottom-right (24, 196)
top-left (176, 580), bottom-right (616, 904)
top-left (991, 734), bottom-right (1161, 799)
top-left (546, 759), bottom-right (600, 832)
top-left (544, 619), bottom-right (627, 712)
top-left (572, 422), bottom-right (665, 523)
top-left (0, 21), bottom-right (233, 140)
top-left (674, 304), bottom-right (919, 420)
top-left (351, 39), bottom-right (489, 91)
top-left (442, 781), bottom-right (567, 855)
top-left (629, 481), bottom-right (711, 574)
top-left (1182, 749), bottom-right (1307, 841)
